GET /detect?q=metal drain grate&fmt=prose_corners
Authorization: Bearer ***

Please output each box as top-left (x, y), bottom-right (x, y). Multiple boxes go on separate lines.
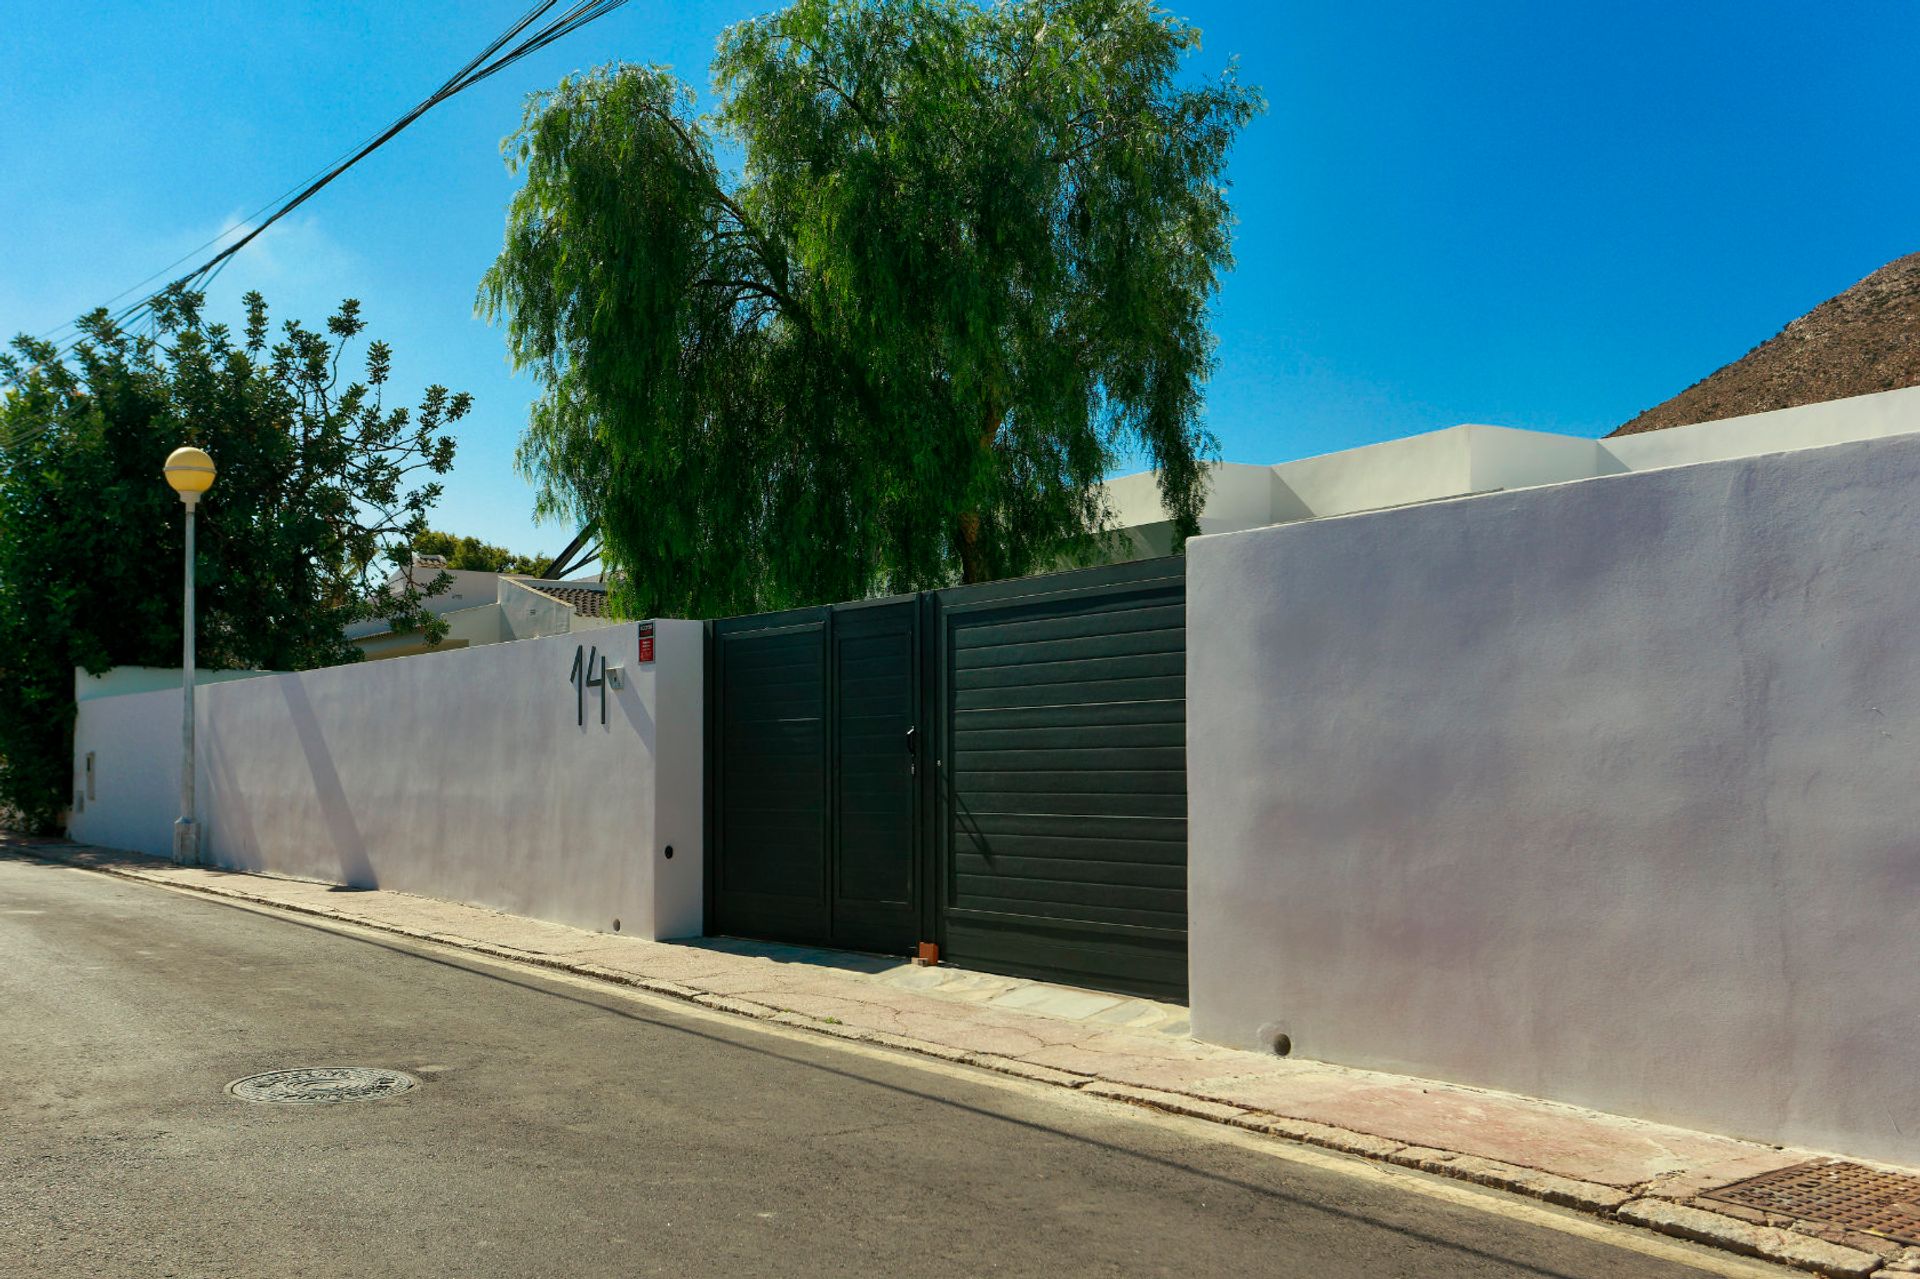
top-left (227, 1067), bottom-right (418, 1105)
top-left (1702, 1160), bottom-right (1920, 1246)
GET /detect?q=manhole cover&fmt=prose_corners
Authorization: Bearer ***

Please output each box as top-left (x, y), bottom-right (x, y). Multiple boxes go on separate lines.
top-left (226, 1067), bottom-right (418, 1105)
top-left (1702, 1160), bottom-right (1920, 1246)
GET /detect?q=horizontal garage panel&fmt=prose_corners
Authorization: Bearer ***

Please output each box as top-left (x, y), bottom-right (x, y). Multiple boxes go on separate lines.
top-left (953, 766), bottom-right (1185, 794)
top-left (954, 719), bottom-right (1183, 752)
top-left (953, 744), bottom-right (1186, 773)
top-left (959, 811), bottom-right (1185, 841)
top-left (954, 698), bottom-right (1186, 731)
top-left (955, 882), bottom-right (1185, 925)
top-left (954, 624), bottom-right (1186, 672)
top-left (954, 675), bottom-right (1185, 712)
top-left (955, 788), bottom-right (1188, 819)
top-left (954, 650), bottom-right (1184, 691)
top-left (935, 558), bottom-right (1187, 999)
top-left (943, 913), bottom-right (1186, 999)
top-left (952, 601), bottom-right (1186, 651)
top-left (955, 852), bottom-right (1186, 889)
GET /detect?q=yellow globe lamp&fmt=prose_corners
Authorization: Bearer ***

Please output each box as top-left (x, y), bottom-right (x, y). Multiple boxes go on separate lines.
top-left (164, 446), bottom-right (216, 506)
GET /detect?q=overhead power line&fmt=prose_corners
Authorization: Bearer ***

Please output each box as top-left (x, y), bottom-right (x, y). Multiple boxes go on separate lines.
top-left (167, 0), bottom-right (633, 307)
top-left (25, 123), bottom-right (403, 347)
top-left (4, 0), bottom-right (629, 454)
top-left (14, 0), bottom-right (631, 390)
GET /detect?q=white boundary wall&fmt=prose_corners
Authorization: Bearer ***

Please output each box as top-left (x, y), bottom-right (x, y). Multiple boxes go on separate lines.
top-left (1187, 432), bottom-right (1920, 1166)
top-left (1106, 386), bottom-right (1920, 549)
top-left (71, 621), bottom-right (703, 940)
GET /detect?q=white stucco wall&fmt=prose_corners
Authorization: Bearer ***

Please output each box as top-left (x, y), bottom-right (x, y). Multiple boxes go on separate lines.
top-left (354, 600), bottom-right (504, 660)
top-left (1107, 463), bottom-right (1280, 559)
top-left (1186, 432), bottom-right (1920, 1166)
top-left (499, 576), bottom-right (578, 641)
top-left (70, 621), bottom-right (705, 941)
top-left (1601, 384), bottom-right (1920, 474)
top-left (1465, 424), bottom-right (1608, 493)
top-left (68, 689), bottom-right (184, 854)
top-left (76, 666), bottom-right (275, 702)
top-left (1102, 387), bottom-right (1920, 558)
top-left (1273, 425), bottom-right (1475, 518)
top-left (343, 567), bottom-right (508, 640)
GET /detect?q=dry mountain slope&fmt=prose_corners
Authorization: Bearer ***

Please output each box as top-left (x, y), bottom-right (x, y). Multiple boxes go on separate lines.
top-left (1613, 251), bottom-right (1920, 436)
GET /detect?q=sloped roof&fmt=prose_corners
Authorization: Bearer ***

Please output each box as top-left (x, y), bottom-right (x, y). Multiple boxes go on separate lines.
top-left (520, 581), bottom-right (611, 618)
top-left (1612, 252), bottom-right (1920, 436)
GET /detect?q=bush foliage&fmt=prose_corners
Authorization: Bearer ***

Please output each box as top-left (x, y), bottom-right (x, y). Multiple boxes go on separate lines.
top-left (0, 291), bottom-right (465, 830)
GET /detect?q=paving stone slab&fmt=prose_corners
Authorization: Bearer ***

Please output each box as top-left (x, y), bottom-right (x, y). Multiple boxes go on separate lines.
top-left (986, 984), bottom-right (1124, 1019)
top-left (691, 993), bottom-right (778, 1019)
top-left (1207, 1071), bottom-right (1780, 1189)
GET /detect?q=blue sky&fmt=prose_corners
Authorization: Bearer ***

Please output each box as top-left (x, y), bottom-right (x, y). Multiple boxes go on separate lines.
top-left (5, 1), bottom-right (1916, 560)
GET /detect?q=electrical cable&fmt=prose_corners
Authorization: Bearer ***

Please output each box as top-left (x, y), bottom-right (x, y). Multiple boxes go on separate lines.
top-left (11, 0), bottom-right (631, 387)
top-left (6, 1), bottom-right (630, 454)
top-left (26, 113), bottom-right (425, 347)
top-left (171, 0), bottom-right (627, 297)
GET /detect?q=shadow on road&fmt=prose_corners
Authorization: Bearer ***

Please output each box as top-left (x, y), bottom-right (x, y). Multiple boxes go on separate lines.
top-left (162, 877), bottom-right (1600, 1279)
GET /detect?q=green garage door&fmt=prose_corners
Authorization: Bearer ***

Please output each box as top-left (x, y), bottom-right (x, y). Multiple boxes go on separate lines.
top-left (931, 559), bottom-right (1187, 1000)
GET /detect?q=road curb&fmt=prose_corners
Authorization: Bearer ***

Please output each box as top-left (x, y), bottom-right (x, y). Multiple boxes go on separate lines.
top-left (1616, 1199), bottom-right (1884, 1278)
top-left (17, 839), bottom-right (1902, 1278)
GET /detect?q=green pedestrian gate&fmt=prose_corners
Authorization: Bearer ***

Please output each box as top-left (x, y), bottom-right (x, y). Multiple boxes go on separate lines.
top-left (706, 596), bottom-right (924, 957)
top-left (705, 557), bottom-right (1187, 1000)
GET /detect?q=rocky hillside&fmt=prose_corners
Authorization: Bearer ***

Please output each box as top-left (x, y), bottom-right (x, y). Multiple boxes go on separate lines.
top-left (1612, 251), bottom-right (1920, 436)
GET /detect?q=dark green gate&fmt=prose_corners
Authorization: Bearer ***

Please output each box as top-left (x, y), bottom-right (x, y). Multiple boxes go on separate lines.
top-left (930, 559), bottom-right (1187, 1000)
top-left (707, 597), bottom-right (923, 954)
top-left (707, 559), bottom-right (1186, 1000)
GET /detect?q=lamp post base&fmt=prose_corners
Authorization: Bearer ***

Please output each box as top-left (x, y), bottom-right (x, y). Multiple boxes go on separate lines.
top-left (172, 818), bottom-right (198, 866)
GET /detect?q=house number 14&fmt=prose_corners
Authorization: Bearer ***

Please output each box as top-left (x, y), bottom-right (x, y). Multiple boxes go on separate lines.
top-left (569, 644), bottom-right (606, 727)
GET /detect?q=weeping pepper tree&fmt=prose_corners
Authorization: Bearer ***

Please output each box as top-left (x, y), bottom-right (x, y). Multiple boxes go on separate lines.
top-left (481, 0), bottom-right (1261, 617)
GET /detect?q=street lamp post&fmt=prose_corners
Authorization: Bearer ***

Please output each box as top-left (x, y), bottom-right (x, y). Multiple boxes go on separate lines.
top-left (163, 447), bottom-right (216, 865)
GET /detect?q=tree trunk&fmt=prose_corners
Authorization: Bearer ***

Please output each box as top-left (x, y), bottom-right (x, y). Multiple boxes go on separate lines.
top-left (955, 407), bottom-right (1001, 584)
top-left (955, 511), bottom-right (986, 584)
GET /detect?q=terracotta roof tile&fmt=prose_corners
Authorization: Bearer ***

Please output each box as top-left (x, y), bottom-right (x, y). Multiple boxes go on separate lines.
top-left (521, 582), bottom-right (612, 619)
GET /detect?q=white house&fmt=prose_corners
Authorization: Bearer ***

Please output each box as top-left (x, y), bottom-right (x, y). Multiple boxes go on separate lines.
top-left (346, 556), bottom-right (616, 661)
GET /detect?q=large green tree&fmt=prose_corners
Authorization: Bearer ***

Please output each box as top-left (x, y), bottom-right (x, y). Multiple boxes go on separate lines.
top-left (0, 290), bottom-right (466, 829)
top-left (482, 0), bottom-right (1260, 617)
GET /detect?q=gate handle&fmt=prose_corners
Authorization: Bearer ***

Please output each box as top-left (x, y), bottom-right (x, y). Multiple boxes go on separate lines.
top-left (906, 725), bottom-right (917, 775)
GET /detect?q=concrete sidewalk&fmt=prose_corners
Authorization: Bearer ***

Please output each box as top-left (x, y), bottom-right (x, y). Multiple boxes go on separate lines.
top-left (11, 835), bottom-right (1916, 1279)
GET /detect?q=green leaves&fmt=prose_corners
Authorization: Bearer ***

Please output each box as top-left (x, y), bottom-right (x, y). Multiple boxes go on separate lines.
top-left (486, 0), bottom-right (1261, 617)
top-left (0, 290), bottom-right (466, 829)
top-left (413, 529), bottom-right (549, 576)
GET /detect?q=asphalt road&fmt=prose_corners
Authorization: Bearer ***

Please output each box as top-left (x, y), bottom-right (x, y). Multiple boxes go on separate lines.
top-left (0, 854), bottom-right (1777, 1278)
